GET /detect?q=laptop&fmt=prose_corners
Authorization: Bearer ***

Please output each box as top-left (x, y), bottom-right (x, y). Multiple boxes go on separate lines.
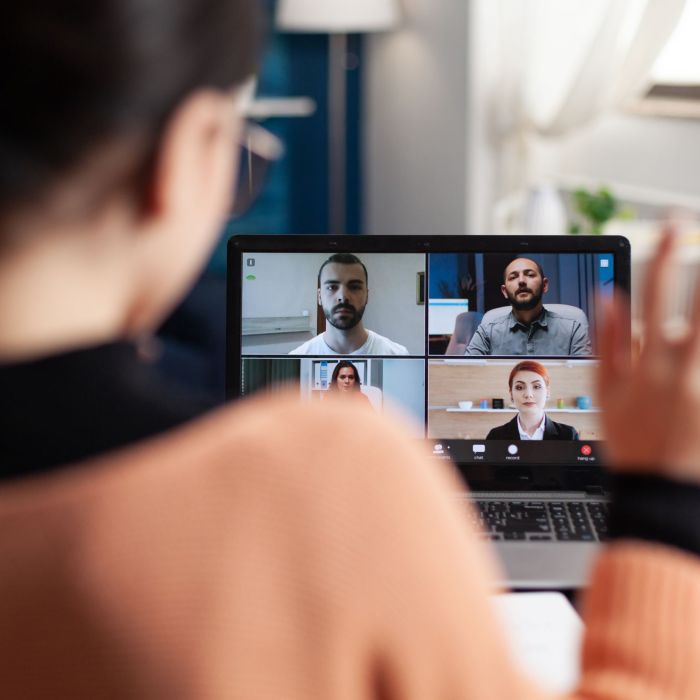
top-left (227, 235), bottom-right (631, 589)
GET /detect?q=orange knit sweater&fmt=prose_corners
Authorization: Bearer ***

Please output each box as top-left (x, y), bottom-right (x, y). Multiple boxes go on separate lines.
top-left (0, 393), bottom-right (697, 698)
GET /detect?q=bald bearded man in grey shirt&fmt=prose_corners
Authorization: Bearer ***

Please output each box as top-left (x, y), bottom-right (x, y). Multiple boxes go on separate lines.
top-left (464, 257), bottom-right (592, 356)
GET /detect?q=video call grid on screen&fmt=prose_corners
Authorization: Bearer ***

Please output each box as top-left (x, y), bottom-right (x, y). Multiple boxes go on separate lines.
top-left (229, 236), bottom-right (630, 465)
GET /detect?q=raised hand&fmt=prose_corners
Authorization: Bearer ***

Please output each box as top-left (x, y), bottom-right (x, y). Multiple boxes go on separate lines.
top-left (598, 227), bottom-right (700, 481)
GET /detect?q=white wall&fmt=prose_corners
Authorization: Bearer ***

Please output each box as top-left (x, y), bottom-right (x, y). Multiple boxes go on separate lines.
top-left (242, 252), bottom-right (319, 320)
top-left (465, 0), bottom-right (502, 235)
top-left (365, 0), bottom-right (700, 239)
top-left (555, 113), bottom-right (700, 201)
top-left (363, 0), bottom-right (469, 236)
top-left (241, 252), bottom-right (321, 354)
top-left (382, 358), bottom-right (426, 436)
top-left (362, 253), bottom-right (424, 353)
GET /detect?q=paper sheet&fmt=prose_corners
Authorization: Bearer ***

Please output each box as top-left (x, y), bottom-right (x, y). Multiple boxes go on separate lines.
top-left (492, 591), bottom-right (583, 693)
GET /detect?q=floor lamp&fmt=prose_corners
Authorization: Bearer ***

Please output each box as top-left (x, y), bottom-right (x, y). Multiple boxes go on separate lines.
top-left (276, 0), bottom-right (400, 234)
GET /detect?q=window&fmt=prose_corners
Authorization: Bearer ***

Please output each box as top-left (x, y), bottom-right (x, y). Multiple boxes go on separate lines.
top-left (633, 0), bottom-right (700, 117)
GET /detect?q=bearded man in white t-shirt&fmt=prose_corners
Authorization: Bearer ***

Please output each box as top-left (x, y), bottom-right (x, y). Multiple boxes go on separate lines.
top-left (289, 253), bottom-right (409, 355)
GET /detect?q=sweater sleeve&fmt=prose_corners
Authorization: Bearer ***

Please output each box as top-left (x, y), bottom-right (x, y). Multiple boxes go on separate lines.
top-left (610, 473), bottom-right (700, 556)
top-left (576, 542), bottom-right (700, 700)
top-left (60, 395), bottom-right (697, 700)
top-left (3, 394), bottom-right (699, 699)
top-left (314, 400), bottom-right (700, 700)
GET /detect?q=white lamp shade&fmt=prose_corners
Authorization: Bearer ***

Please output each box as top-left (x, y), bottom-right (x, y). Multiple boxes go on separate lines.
top-left (276, 0), bottom-right (400, 33)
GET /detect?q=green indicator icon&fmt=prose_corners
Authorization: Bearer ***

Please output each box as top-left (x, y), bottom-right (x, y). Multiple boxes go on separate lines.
top-left (246, 274), bottom-right (257, 281)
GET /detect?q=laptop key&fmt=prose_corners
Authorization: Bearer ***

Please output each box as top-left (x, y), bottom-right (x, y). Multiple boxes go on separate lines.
top-left (473, 499), bottom-right (609, 542)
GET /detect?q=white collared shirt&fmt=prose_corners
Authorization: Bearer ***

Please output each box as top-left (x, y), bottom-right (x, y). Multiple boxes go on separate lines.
top-left (517, 413), bottom-right (546, 440)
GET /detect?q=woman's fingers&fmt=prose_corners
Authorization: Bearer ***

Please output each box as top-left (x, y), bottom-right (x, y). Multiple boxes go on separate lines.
top-left (641, 227), bottom-right (675, 355)
top-left (681, 262), bottom-right (700, 373)
top-left (597, 292), bottom-right (630, 400)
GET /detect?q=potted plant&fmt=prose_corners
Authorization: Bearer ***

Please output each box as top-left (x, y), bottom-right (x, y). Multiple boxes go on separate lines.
top-left (569, 187), bottom-right (633, 234)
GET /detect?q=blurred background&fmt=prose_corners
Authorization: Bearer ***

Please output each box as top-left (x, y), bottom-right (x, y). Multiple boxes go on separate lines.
top-left (159, 0), bottom-right (700, 398)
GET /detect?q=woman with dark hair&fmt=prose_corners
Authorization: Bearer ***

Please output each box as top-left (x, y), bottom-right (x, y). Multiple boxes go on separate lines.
top-left (328, 360), bottom-right (371, 405)
top-left (0, 0), bottom-right (261, 474)
top-left (330, 361), bottom-right (362, 393)
top-left (486, 360), bottom-right (579, 440)
top-left (0, 3), bottom-right (699, 699)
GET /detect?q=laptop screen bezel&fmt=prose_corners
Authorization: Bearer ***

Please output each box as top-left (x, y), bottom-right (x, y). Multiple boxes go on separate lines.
top-left (227, 234), bottom-right (630, 492)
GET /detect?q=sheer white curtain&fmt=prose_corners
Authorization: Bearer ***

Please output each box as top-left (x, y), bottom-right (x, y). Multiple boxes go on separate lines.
top-left (494, 0), bottom-right (686, 233)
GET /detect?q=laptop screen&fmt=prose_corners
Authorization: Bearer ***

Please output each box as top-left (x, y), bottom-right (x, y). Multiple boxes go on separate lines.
top-left (228, 235), bottom-right (630, 485)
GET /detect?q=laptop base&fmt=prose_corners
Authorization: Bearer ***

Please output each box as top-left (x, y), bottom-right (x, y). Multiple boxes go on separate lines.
top-left (494, 541), bottom-right (600, 589)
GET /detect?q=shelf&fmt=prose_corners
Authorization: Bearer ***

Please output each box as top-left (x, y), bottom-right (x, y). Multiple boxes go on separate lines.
top-left (242, 316), bottom-right (312, 336)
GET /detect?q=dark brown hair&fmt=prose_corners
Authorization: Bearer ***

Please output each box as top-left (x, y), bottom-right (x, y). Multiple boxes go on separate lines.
top-left (330, 361), bottom-right (362, 392)
top-left (318, 254), bottom-right (368, 288)
top-left (503, 258), bottom-right (545, 282)
top-left (1, 0), bottom-right (261, 217)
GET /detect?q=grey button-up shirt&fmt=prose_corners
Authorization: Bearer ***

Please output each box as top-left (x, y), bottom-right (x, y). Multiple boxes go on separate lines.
top-left (464, 306), bottom-right (592, 356)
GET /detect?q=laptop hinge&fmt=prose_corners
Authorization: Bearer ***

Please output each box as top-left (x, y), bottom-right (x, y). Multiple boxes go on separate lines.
top-left (463, 491), bottom-right (589, 500)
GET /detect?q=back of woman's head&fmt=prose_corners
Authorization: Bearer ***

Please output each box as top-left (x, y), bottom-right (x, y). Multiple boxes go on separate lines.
top-left (2, 0), bottom-right (260, 218)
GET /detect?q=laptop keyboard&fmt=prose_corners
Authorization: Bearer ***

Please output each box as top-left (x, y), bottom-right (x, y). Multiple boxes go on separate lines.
top-left (470, 500), bottom-right (609, 542)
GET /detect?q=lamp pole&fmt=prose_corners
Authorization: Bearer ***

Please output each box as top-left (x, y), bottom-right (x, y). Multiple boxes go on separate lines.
top-left (328, 33), bottom-right (347, 234)
top-left (275, 0), bottom-right (400, 234)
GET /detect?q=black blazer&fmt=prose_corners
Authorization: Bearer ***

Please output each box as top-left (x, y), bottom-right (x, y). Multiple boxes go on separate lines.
top-left (485, 415), bottom-right (579, 441)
